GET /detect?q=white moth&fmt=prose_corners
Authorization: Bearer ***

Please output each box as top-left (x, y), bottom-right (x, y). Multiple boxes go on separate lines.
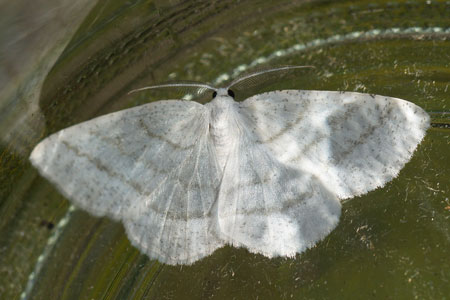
top-left (30, 66), bottom-right (429, 265)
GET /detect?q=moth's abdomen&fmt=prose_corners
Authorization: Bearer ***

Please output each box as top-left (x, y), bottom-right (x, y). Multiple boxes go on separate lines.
top-left (207, 96), bottom-right (239, 170)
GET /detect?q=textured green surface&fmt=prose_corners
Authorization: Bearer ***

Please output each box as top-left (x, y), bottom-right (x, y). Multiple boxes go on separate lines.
top-left (0, 0), bottom-right (449, 299)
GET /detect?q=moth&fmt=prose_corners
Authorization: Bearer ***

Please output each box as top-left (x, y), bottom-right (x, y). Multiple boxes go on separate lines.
top-left (30, 66), bottom-right (429, 265)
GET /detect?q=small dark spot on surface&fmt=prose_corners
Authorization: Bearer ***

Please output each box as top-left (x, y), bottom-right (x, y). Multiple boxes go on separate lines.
top-left (40, 220), bottom-right (55, 230)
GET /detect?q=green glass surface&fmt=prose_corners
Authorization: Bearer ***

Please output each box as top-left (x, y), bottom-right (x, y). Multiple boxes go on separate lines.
top-left (0, 1), bottom-right (449, 299)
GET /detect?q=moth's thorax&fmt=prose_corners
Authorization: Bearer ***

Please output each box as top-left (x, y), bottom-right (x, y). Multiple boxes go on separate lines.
top-left (207, 94), bottom-right (238, 170)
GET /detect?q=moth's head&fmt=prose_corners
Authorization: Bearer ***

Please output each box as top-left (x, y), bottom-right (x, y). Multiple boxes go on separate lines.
top-left (212, 88), bottom-right (235, 99)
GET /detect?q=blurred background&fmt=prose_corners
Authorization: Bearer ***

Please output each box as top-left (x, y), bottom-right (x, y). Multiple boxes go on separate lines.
top-left (0, 0), bottom-right (449, 299)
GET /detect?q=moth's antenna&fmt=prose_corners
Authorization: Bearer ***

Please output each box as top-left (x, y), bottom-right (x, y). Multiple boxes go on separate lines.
top-left (128, 83), bottom-right (217, 95)
top-left (226, 65), bottom-right (315, 89)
